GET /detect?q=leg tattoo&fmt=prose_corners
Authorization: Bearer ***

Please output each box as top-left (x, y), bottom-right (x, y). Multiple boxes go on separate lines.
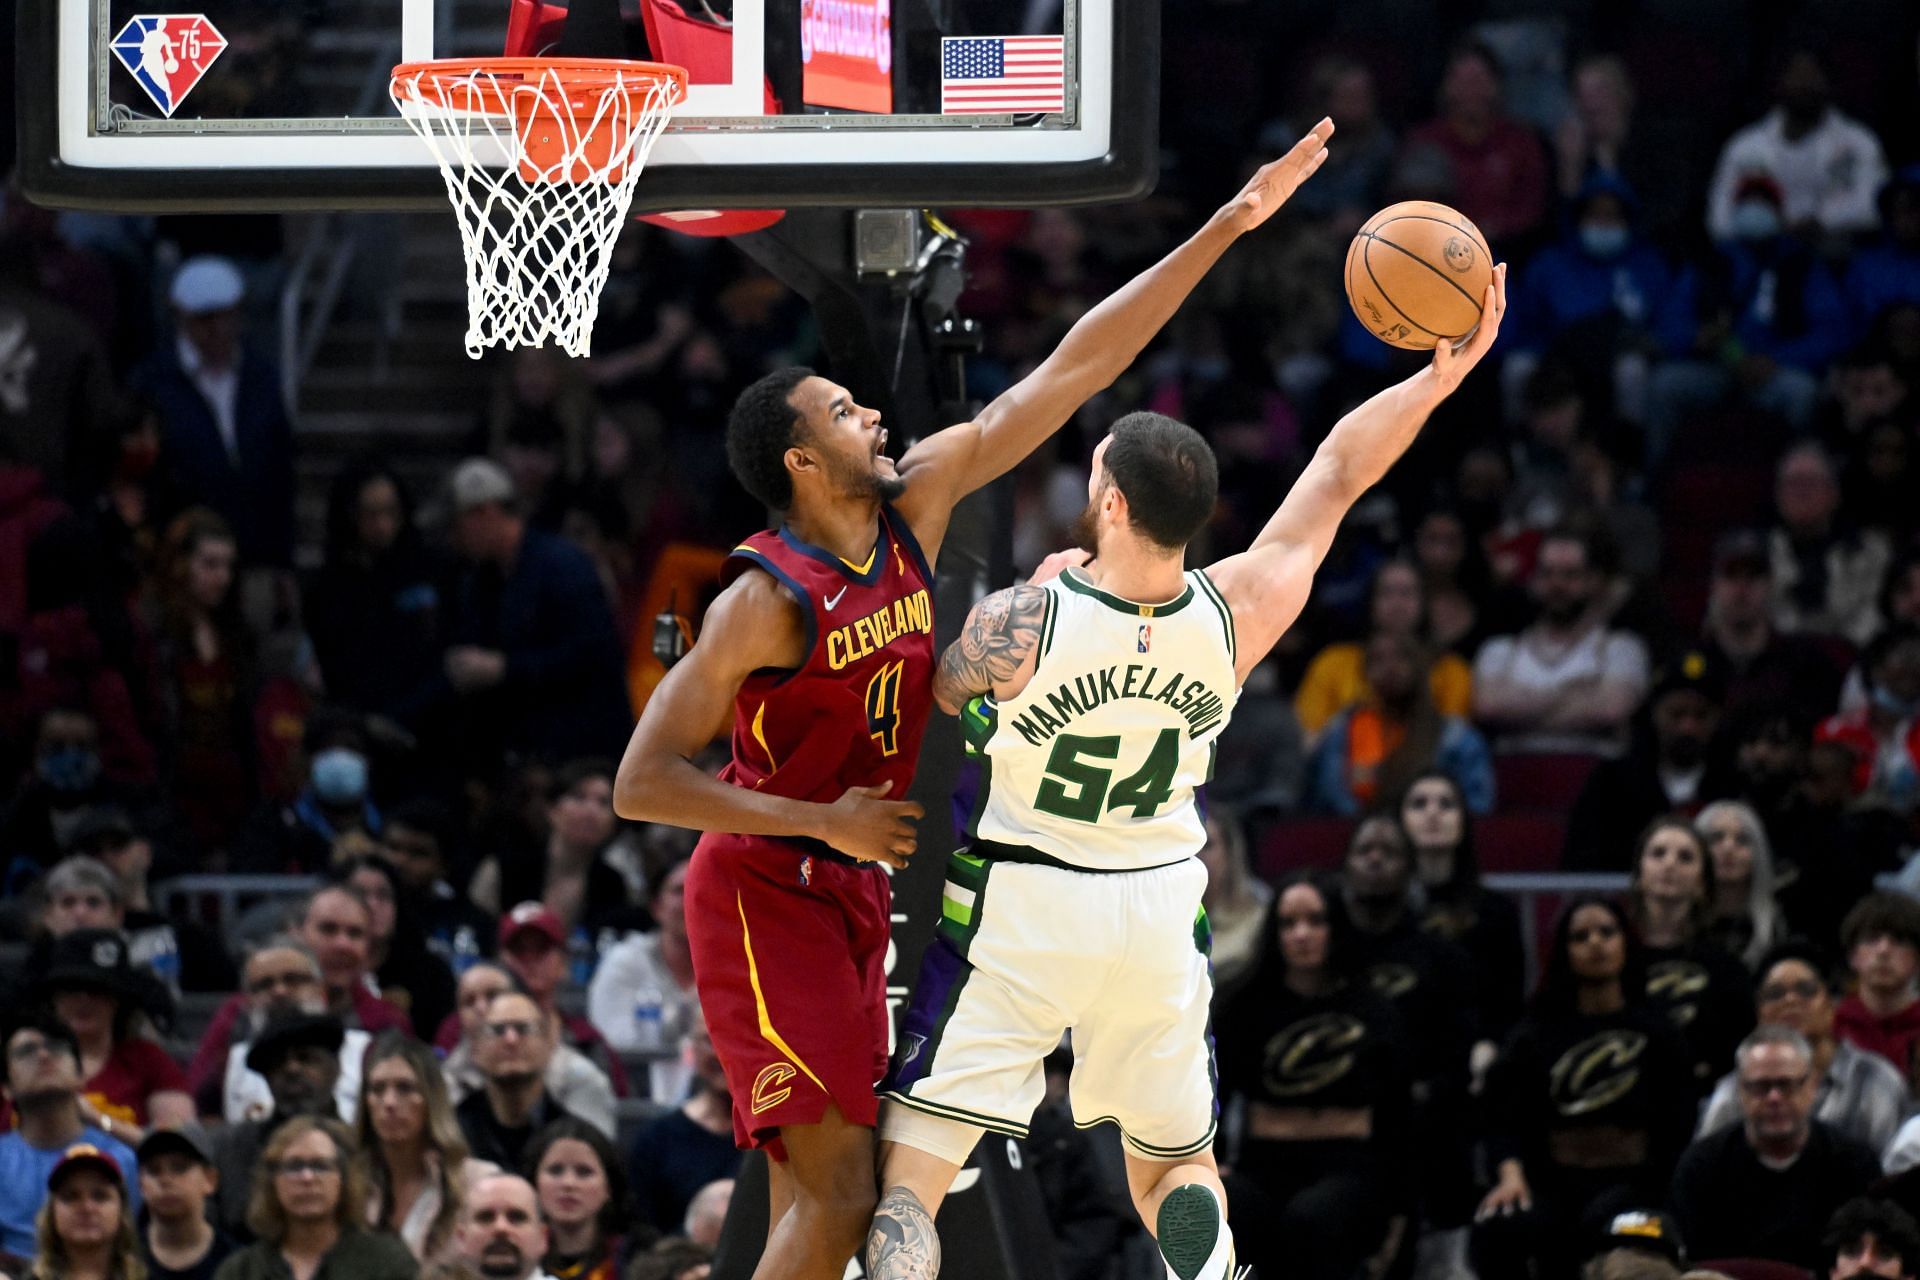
top-left (866, 1187), bottom-right (941, 1280)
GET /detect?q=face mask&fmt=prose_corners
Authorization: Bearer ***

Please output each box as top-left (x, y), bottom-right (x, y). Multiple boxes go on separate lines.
top-left (37, 747), bottom-right (101, 795)
top-left (1872, 686), bottom-right (1920, 720)
top-left (310, 748), bottom-right (369, 805)
top-left (1731, 200), bottom-right (1783, 242)
top-left (1580, 224), bottom-right (1629, 258)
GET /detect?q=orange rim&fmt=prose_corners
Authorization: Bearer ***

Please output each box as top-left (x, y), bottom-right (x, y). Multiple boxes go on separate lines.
top-left (390, 57), bottom-right (688, 117)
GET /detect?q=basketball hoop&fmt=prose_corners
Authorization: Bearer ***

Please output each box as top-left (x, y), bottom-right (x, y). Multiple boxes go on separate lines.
top-left (390, 57), bottom-right (688, 358)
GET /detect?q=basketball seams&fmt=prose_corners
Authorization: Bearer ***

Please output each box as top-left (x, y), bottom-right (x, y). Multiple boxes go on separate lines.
top-left (1364, 227), bottom-right (1487, 318)
top-left (1366, 211), bottom-right (1494, 265)
top-left (1358, 235), bottom-right (1447, 342)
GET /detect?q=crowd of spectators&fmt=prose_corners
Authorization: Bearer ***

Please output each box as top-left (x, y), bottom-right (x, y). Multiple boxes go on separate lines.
top-left (1, 0), bottom-right (1920, 1277)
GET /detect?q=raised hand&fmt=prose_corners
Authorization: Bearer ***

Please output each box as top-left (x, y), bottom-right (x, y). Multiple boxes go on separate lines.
top-left (824, 783), bottom-right (924, 869)
top-left (1431, 261), bottom-right (1508, 393)
top-left (1029, 547), bottom-right (1092, 586)
top-left (1223, 117), bottom-right (1335, 232)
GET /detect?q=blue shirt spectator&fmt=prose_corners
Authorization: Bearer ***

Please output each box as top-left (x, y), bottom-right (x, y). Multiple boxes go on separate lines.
top-left (0, 1018), bottom-right (142, 1257)
top-left (1507, 176), bottom-right (1694, 359)
top-left (1846, 166), bottom-right (1920, 335)
top-left (1684, 181), bottom-right (1853, 374)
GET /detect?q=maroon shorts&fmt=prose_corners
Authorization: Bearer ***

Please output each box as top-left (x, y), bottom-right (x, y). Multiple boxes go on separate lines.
top-left (684, 832), bottom-right (892, 1158)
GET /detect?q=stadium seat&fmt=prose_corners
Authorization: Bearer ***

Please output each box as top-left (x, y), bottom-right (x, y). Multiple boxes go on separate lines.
top-left (1256, 816), bottom-right (1354, 879)
top-left (173, 991), bottom-right (231, 1049)
top-left (1694, 1262), bottom-right (1813, 1280)
top-left (1473, 813), bottom-right (1568, 874)
top-left (1492, 752), bottom-right (1601, 813)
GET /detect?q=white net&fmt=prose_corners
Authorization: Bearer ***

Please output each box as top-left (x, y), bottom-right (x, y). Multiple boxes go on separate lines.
top-left (390, 61), bottom-right (684, 359)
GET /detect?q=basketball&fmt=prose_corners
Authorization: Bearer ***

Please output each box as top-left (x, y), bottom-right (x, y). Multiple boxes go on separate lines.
top-left (1344, 201), bottom-right (1494, 350)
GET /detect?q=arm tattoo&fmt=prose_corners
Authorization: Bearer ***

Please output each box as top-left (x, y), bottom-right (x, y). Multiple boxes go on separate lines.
top-left (866, 1186), bottom-right (942, 1280)
top-left (933, 585), bottom-right (1047, 708)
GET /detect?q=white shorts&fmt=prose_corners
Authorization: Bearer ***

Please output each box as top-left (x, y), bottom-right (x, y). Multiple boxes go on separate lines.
top-left (880, 851), bottom-right (1217, 1162)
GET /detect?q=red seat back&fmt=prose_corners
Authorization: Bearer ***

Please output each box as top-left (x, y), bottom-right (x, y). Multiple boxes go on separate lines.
top-left (1256, 817), bottom-right (1355, 879)
top-left (1474, 813), bottom-right (1567, 874)
top-left (1493, 752), bottom-right (1601, 813)
top-left (1694, 1261), bottom-right (1813, 1280)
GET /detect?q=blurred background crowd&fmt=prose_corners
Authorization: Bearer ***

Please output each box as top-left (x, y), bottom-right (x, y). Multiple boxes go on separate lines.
top-left (2, 0), bottom-right (1920, 1278)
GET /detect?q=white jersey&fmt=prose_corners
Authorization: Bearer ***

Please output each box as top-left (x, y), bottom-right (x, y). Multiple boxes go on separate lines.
top-left (964, 567), bottom-right (1238, 871)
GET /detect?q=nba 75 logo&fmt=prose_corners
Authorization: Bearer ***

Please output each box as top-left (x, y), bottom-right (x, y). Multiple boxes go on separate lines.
top-left (111, 16), bottom-right (227, 118)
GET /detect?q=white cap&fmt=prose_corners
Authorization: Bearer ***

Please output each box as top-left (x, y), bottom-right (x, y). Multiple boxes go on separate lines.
top-left (169, 256), bottom-right (245, 314)
top-left (449, 457), bottom-right (516, 512)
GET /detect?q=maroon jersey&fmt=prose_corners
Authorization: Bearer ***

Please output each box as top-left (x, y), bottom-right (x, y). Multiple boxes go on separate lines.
top-left (718, 504), bottom-right (936, 811)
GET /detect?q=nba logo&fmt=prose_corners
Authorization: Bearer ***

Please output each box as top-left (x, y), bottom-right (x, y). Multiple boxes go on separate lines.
top-left (1137, 623), bottom-right (1151, 653)
top-left (111, 16), bottom-right (227, 118)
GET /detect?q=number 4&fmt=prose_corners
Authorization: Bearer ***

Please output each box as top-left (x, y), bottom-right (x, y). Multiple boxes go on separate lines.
top-left (1033, 729), bottom-right (1179, 822)
top-left (865, 659), bottom-right (905, 756)
top-left (1107, 728), bottom-right (1178, 816)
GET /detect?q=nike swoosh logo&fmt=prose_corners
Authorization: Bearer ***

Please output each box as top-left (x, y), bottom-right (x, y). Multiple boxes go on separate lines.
top-left (825, 586), bottom-right (849, 610)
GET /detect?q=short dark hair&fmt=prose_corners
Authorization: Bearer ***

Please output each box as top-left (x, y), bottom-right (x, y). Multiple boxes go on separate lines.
top-left (1866, 625), bottom-right (1920, 680)
top-left (628, 1241), bottom-right (716, 1280)
top-left (3, 1014), bottom-right (80, 1086)
top-left (726, 367), bottom-right (816, 512)
top-left (1101, 412), bottom-right (1218, 550)
top-left (302, 705), bottom-right (367, 756)
top-left (1824, 1198), bottom-right (1920, 1277)
top-left (550, 757), bottom-right (616, 803)
top-left (385, 796), bottom-right (455, 853)
top-left (1753, 937), bottom-right (1836, 996)
top-left (1877, 546), bottom-right (1920, 627)
top-left (1841, 892), bottom-right (1920, 955)
top-left (1447, 38), bottom-right (1505, 81)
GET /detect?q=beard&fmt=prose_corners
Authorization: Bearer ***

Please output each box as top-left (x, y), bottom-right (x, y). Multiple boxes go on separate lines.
top-left (1664, 736), bottom-right (1707, 769)
top-left (1069, 499), bottom-right (1101, 557)
top-left (826, 446), bottom-right (906, 503)
top-left (271, 1081), bottom-right (337, 1119)
top-left (1540, 596), bottom-right (1587, 626)
top-left (477, 1243), bottom-right (528, 1280)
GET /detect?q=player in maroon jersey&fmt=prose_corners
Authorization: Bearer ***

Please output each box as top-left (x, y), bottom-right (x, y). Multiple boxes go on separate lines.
top-left (612, 118), bottom-right (1335, 1280)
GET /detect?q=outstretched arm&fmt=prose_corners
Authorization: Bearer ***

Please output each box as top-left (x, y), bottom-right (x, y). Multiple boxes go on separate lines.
top-left (612, 572), bottom-right (924, 867)
top-left (891, 120), bottom-right (1336, 558)
top-left (1207, 265), bottom-right (1508, 684)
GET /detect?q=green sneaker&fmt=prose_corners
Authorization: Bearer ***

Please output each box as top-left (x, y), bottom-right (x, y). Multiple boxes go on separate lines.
top-left (1156, 1183), bottom-right (1236, 1280)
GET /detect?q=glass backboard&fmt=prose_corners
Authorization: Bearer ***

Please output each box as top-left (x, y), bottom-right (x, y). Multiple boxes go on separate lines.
top-left (18, 0), bottom-right (1156, 211)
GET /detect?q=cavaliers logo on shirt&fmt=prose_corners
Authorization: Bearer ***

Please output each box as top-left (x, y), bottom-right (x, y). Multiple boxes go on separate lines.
top-left (1422, 903), bottom-right (1480, 943)
top-left (1549, 1030), bottom-right (1648, 1117)
top-left (1367, 962), bottom-right (1419, 1001)
top-left (1647, 960), bottom-right (1710, 1028)
top-left (1262, 1013), bottom-right (1367, 1097)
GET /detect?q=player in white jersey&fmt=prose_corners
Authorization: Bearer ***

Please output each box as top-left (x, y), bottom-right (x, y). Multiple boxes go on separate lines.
top-left (864, 264), bottom-right (1508, 1280)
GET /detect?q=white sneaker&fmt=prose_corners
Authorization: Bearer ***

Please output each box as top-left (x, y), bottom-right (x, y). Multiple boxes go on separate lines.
top-left (1156, 1183), bottom-right (1237, 1280)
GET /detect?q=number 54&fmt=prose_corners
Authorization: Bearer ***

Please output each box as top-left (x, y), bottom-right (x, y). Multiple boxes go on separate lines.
top-left (1033, 729), bottom-right (1179, 822)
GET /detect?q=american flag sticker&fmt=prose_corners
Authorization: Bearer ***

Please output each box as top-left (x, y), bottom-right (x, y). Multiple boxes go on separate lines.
top-left (940, 36), bottom-right (1066, 114)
